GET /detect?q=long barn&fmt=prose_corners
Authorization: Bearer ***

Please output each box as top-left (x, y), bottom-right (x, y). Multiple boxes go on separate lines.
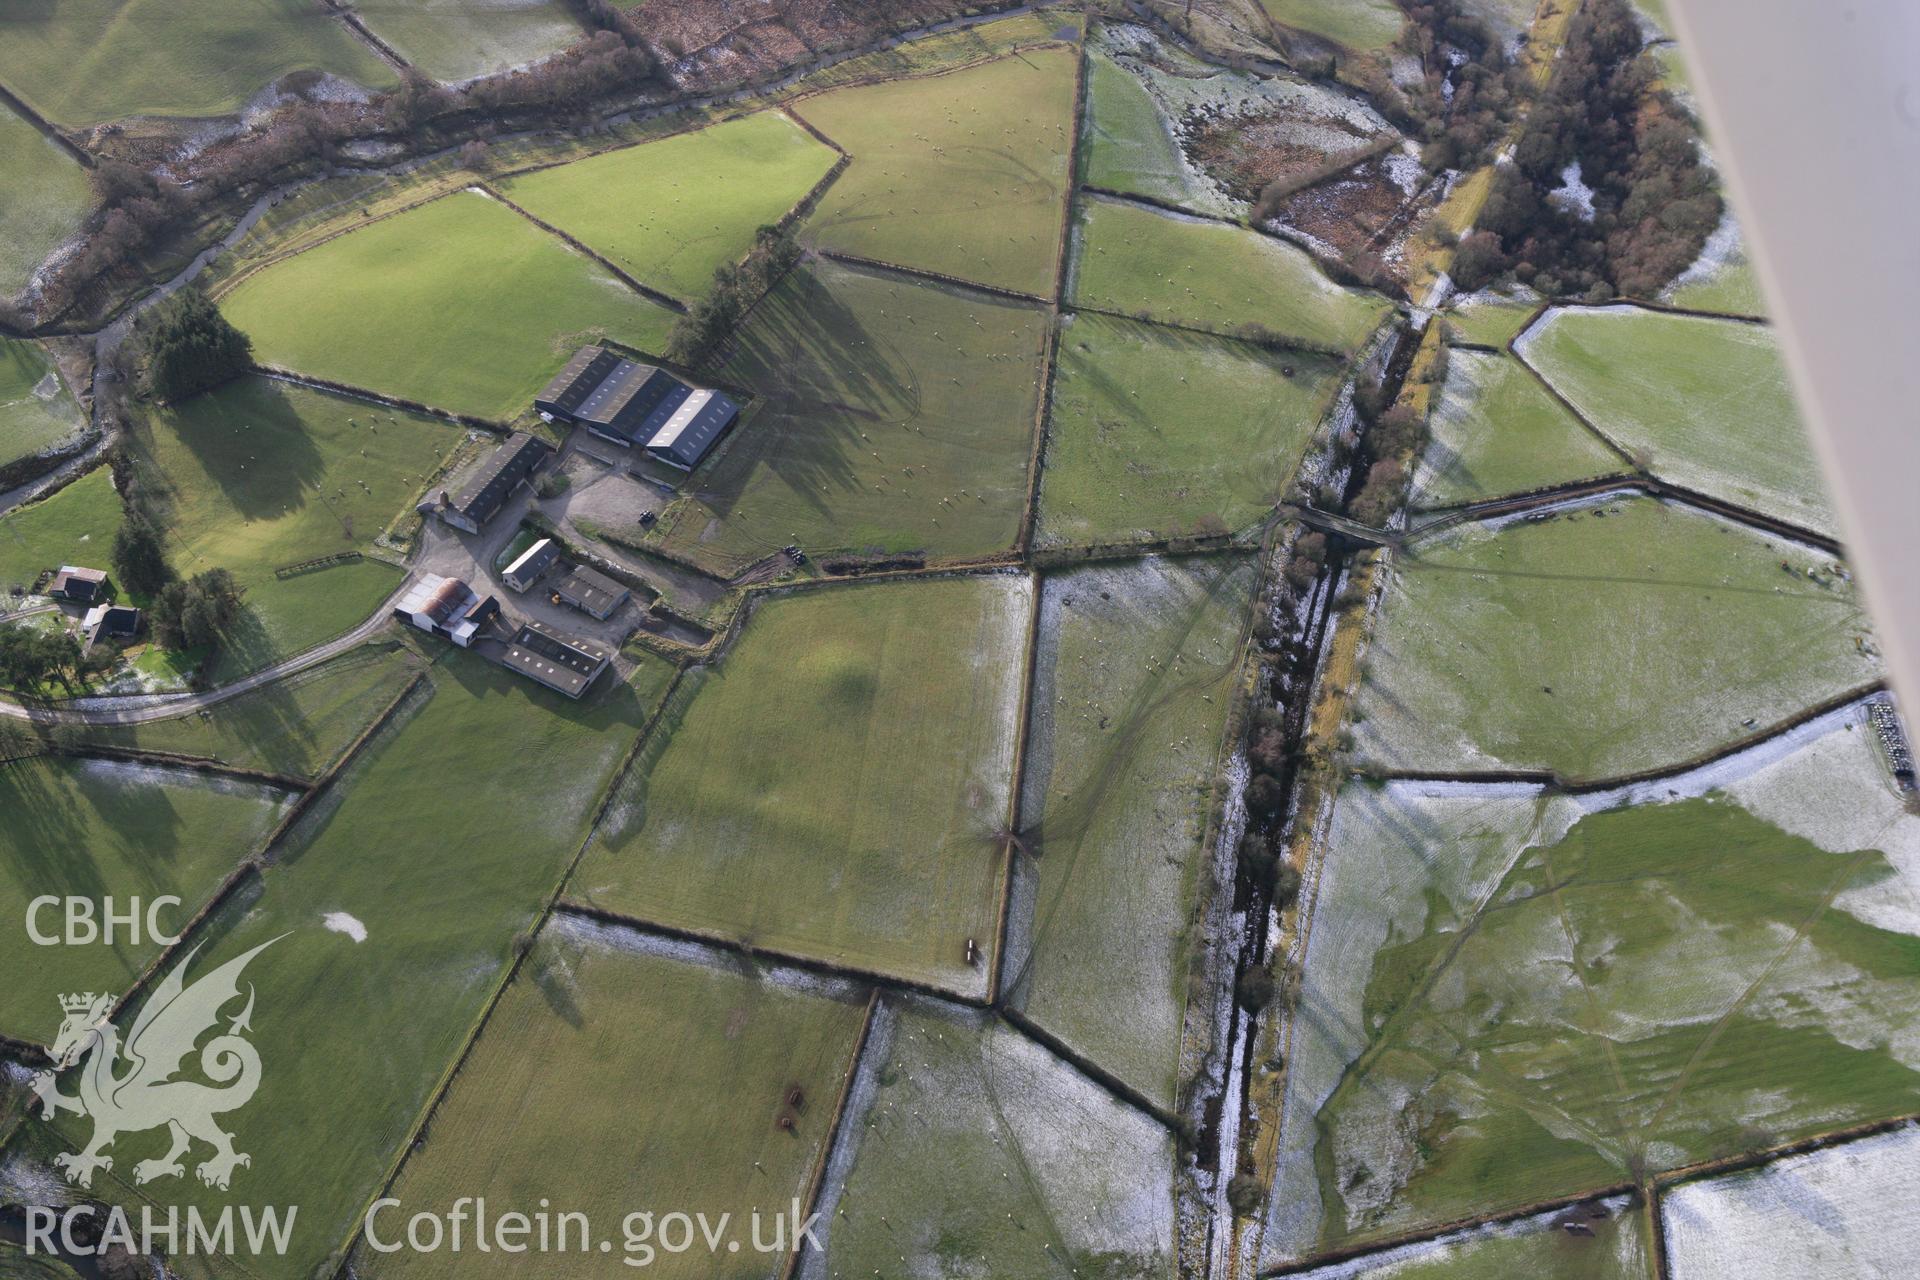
top-left (536, 346), bottom-right (740, 471)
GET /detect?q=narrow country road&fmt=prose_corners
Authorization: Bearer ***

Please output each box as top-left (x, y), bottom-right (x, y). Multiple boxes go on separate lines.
top-left (0, 582), bottom-right (409, 727)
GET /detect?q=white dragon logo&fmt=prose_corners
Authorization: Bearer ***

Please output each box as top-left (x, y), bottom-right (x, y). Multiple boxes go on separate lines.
top-left (30, 937), bottom-right (281, 1192)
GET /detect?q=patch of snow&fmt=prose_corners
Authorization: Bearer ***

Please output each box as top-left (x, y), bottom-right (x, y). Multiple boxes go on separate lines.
top-left (1382, 142), bottom-right (1425, 196)
top-left (72, 756), bottom-right (292, 804)
top-left (548, 909), bottom-right (867, 1003)
top-left (322, 912), bottom-right (368, 943)
top-left (1546, 159), bottom-right (1596, 221)
top-left (1663, 209), bottom-right (1745, 298)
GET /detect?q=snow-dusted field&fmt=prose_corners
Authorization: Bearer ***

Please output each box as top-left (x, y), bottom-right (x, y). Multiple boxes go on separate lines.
top-left (1265, 706), bottom-right (1920, 1264)
top-left (1664, 1124), bottom-right (1920, 1278)
top-left (816, 998), bottom-right (1176, 1278)
top-left (1292, 1195), bottom-right (1645, 1278)
top-left (1260, 780), bottom-right (1587, 1265)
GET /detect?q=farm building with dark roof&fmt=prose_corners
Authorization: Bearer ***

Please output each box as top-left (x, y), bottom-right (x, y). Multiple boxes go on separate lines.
top-left (439, 433), bottom-right (554, 534)
top-left (533, 345), bottom-right (740, 469)
top-left (82, 604), bottom-right (140, 645)
top-left (552, 564), bottom-right (630, 621)
top-left (642, 387), bottom-right (740, 471)
top-left (48, 566), bottom-right (107, 604)
top-left (502, 537), bottom-right (559, 593)
top-left (500, 619), bottom-right (611, 700)
top-left (535, 346), bottom-right (622, 419)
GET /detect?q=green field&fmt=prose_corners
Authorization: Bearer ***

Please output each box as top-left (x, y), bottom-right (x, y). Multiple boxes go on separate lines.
top-left (354, 0), bottom-right (584, 82)
top-left (1071, 198), bottom-right (1390, 352)
top-left (0, 468), bottom-right (123, 596)
top-left (1004, 556), bottom-right (1251, 1106)
top-left (1278, 751), bottom-right (1920, 1252)
top-left (1083, 51), bottom-right (1215, 215)
top-left (221, 191), bottom-right (679, 420)
top-left (1519, 307), bottom-right (1831, 534)
top-left (1352, 498), bottom-right (1880, 780)
top-left (822, 1001), bottom-right (1176, 1277)
top-left (0, 0), bottom-right (397, 126)
top-left (20, 647), bottom-right (663, 1278)
top-left (1444, 293), bottom-right (1540, 348)
top-left (12, 642), bottom-right (425, 781)
top-left (0, 755), bottom-right (289, 1044)
top-left (0, 341), bottom-right (84, 472)
top-left (1262, 0), bottom-right (1407, 51)
top-left (796, 48), bottom-right (1079, 296)
top-left (1040, 314), bottom-right (1342, 545)
top-left (573, 575), bottom-right (1029, 997)
top-left (654, 260), bottom-right (1046, 574)
top-left (497, 111), bottom-right (838, 302)
top-left (1414, 351), bottom-right (1625, 509)
top-left (0, 107), bottom-right (92, 296)
top-left (138, 376), bottom-right (463, 680)
top-left (1289, 1201), bottom-right (1648, 1278)
top-left (364, 918), bottom-right (868, 1279)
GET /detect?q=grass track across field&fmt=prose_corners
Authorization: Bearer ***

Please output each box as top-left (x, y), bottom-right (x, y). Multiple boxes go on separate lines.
top-left (1352, 497), bottom-right (1880, 780)
top-left (1004, 556), bottom-right (1254, 1107)
top-left (574, 575), bottom-right (1031, 998)
top-left (23, 647), bottom-right (670, 1279)
top-left (358, 915), bottom-right (869, 1280)
top-left (0, 0), bottom-right (397, 126)
top-left (0, 756), bottom-right (290, 1045)
top-left (497, 111), bottom-right (839, 303)
top-left (1039, 313), bottom-right (1343, 545)
top-left (220, 190), bottom-right (679, 422)
top-left (653, 259), bottom-right (1046, 575)
top-left (797, 47), bottom-right (1080, 297)
top-left (1070, 197), bottom-right (1390, 352)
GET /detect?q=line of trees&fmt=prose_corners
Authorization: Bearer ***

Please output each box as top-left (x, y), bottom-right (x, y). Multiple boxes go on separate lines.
top-left (1451, 0), bottom-right (1722, 299)
top-left (108, 441), bottom-right (244, 656)
top-left (666, 224), bottom-right (803, 367)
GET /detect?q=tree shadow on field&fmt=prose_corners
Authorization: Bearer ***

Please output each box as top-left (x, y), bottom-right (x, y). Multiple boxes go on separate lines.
top-left (159, 378), bottom-right (327, 525)
top-left (0, 758), bottom-right (104, 906)
top-left (708, 265), bottom-right (927, 524)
